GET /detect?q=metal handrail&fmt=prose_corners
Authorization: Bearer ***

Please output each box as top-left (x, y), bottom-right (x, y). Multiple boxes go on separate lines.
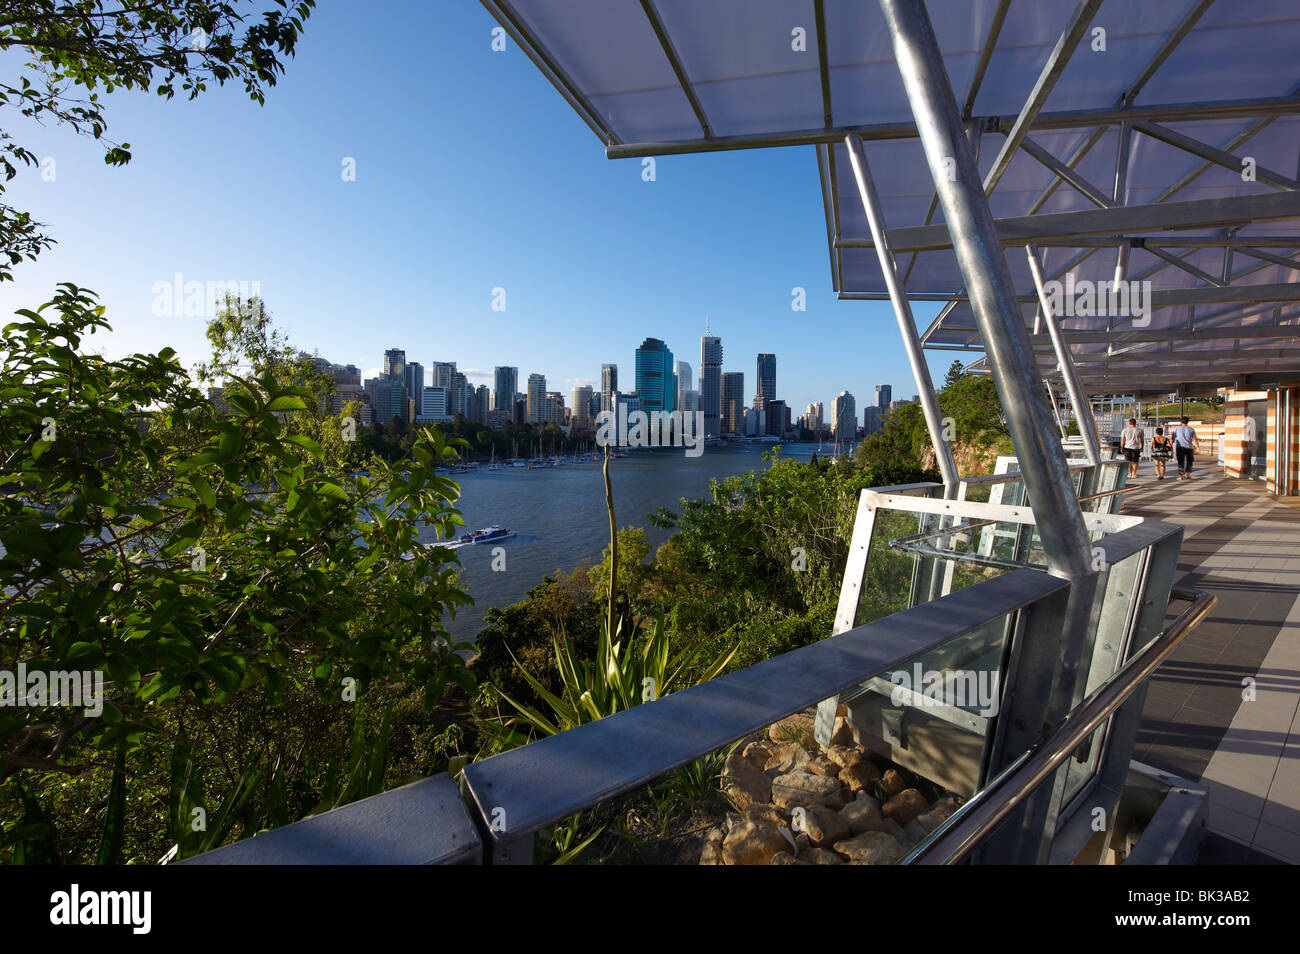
top-left (900, 586), bottom-right (1216, 865)
top-left (958, 459), bottom-right (1125, 489)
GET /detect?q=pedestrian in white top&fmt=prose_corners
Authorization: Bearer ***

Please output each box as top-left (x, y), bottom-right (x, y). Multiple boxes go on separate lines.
top-left (1172, 416), bottom-right (1199, 481)
top-left (1120, 418), bottom-right (1144, 480)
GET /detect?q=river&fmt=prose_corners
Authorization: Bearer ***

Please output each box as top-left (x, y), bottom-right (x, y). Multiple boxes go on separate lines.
top-left (418, 442), bottom-right (821, 641)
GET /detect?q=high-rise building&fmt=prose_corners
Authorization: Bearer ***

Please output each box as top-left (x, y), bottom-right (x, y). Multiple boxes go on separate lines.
top-left (383, 349), bottom-right (406, 380)
top-left (864, 406), bottom-right (881, 436)
top-left (721, 371), bottom-right (745, 434)
top-left (755, 353), bottom-right (776, 408)
top-left (472, 384), bottom-right (490, 424)
top-left (876, 384), bottom-right (892, 411)
top-left (634, 337), bottom-right (676, 413)
top-left (571, 385), bottom-right (594, 429)
top-left (419, 386), bottom-right (451, 422)
top-left (674, 360), bottom-right (692, 412)
top-left (403, 361), bottom-right (424, 419)
top-left (601, 364), bottom-right (618, 413)
top-left (764, 399), bottom-right (787, 437)
top-left (544, 391), bottom-right (564, 425)
top-left (493, 366), bottom-right (518, 413)
top-left (374, 380), bottom-right (408, 424)
top-left (681, 389), bottom-right (699, 414)
top-left (804, 401), bottom-right (824, 431)
top-left (700, 324), bottom-right (723, 440)
top-left (588, 393), bottom-right (601, 420)
top-left (432, 362), bottom-right (457, 391)
top-left (527, 373), bottom-right (547, 424)
top-left (744, 406), bottom-right (760, 437)
top-left (833, 391), bottom-right (857, 440)
top-left (450, 372), bottom-right (468, 417)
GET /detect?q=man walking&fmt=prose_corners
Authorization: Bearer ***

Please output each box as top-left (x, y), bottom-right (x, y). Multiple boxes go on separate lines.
top-left (1120, 417), bottom-right (1144, 480)
top-left (1172, 416), bottom-right (1199, 481)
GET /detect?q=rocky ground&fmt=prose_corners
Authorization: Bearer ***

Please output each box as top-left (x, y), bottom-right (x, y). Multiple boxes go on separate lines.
top-left (701, 707), bottom-right (962, 865)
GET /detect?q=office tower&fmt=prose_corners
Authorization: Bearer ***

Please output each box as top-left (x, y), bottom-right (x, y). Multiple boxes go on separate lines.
top-left (721, 371), bottom-right (745, 434)
top-left (634, 337), bottom-right (676, 413)
top-left (450, 371), bottom-right (467, 417)
top-left (514, 396), bottom-right (527, 426)
top-left (804, 401), bottom-right (824, 431)
top-left (617, 392), bottom-right (643, 414)
top-left (755, 353), bottom-right (776, 408)
top-left (544, 391), bottom-right (564, 425)
top-left (374, 380), bottom-right (408, 424)
top-left (383, 349), bottom-right (406, 380)
top-left (493, 366), bottom-right (518, 413)
top-left (601, 364), bottom-right (618, 413)
top-left (475, 385), bottom-right (490, 424)
top-left (864, 405), bottom-right (881, 435)
top-left (527, 373), bottom-right (547, 423)
top-left (403, 361), bottom-right (424, 419)
top-left (681, 389), bottom-right (699, 414)
top-left (432, 362), bottom-right (457, 391)
top-left (675, 360), bottom-right (692, 412)
top-left (764, 399), bottom-right (787, 437)
top-left (419, 386), bottom-right (451, 422)
top-left (876, 384), bottom-right (892, 411)
top-left (700, 324), bottom-right (723, 440)
top-left (744, 406), bottom-right (760, 437)
top-left (833, 391), bottom-right (857, 440)
top-left (571, 385), bottom-right (594, 428)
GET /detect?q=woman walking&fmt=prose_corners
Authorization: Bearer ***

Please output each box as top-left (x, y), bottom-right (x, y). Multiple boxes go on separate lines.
top-left (1172, 416), bottom-right (1199, 481)
top-left (1151, 426), bottom-right (1172, 480)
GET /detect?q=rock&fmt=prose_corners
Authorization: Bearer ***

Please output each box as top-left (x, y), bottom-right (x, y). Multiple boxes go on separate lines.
top-left (699, 828), bottom-right (725, 865)
top-left (824, 744), bottom-right (867, 769)
top-left (794, 832), bottom-right (812, 852)
top-left (834, 830), bottom-right (905, 865)
top-left (838, 761), bottom-right (882, 792)
top-left (829, 715), bottom-right (855, 747)
top-left (800, 804), bottom-right (850, 847)
top-left (771, 770), bottom-right (845, 810)
top-left (840, 793), bottom-right (885, 834)
top-left (768, 712), bottom-right (817, 750)
top-left (800, 847), bottom-right (845, 865)
top-left (741, 803), bottom-right (786, 827)
top-left (882, 818), bottom-right (903, 836)
top-left (722, 753), bottom-right (772, 810)
top-left (807, 755), bottom-right (840, 778)
top-left (722, 821), bottom-right (789, 866)
top-left (882, 788), bottom-right (928, 825)
top-left (741, 741), bottom-right (772, 771)
top-left (880, 769), bottom-right (908, 797)
top-left (899, 818), bottom-right (929, 850)
top-left (725, 811), bottom-right (742, 833)
top-left (769, 851), bottom-right (804, 865)
top-left (764, 742), bottom-right (811, 776)
top-left (915, 797), bottom-right (960, 833)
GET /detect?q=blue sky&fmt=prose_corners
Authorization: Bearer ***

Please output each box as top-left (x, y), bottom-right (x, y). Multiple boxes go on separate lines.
top-left (0, 1), bottom-right (957, 417)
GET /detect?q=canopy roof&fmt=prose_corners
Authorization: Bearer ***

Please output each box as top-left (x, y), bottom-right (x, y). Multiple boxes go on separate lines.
top-left (484, 0), bottom-right (1300, 396)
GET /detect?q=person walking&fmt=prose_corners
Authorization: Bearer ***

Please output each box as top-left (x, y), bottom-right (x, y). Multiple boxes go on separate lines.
top-left (1120, 417), bottom-right (1144, 480)
top-left (1151, 426), bottom-right (1172, 480)
top-left (1172, 416), bottom-right (1199, 481)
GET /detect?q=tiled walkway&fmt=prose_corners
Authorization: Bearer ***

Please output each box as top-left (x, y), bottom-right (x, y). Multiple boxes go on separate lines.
top-left (1123, 466), bottom-right (1300, 864)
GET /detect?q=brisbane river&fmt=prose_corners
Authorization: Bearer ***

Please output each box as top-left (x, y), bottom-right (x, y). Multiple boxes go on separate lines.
top-left (418, 442), bottom-right (820, 642)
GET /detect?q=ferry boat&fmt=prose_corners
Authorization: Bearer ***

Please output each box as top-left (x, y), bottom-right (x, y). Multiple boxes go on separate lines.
top-left (456, 525), bottom-right (517, 545)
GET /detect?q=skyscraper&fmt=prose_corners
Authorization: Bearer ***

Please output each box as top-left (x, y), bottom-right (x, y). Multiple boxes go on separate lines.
top-left (450, 371), bottom-right (467, 417)
top-left (493, 366), bottom-right (517, 413)
top-left (383, 348), bottom-right (406, 380)
top-left (474, 385), bottom-right (490, 424)
top-left (403, 361), bottom-right (424, 419)
top-left (527, 373), bottom-right (547, 424)
top-left (674, 360), bottom-right (692, 412)
top-left (876, 384), bottom-right (892, 412)
top-left (634, 337), bottom-right (676, 413)
top-left (432, 362), bottom-right (457, 391)
top-left (601, 363), bottom-right (618, 413)
top-left (700, 321), bottom-right (722, 440)
top-left (571, 385), bottom-right (594, 428)
top-left (755, 353), bottom-right (776, 408)
top-left (833, 391), bottom-right (857, 440)
top-left (721, 371), bottom-right (745, 434)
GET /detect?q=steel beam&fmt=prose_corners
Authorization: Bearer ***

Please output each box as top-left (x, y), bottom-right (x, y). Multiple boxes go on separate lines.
top-left (1132, 120), bottom-right (1300, 191)
top-left (1027, 245), bottom-right (1101, 464)
top-left (845, 133), bottom-right (960, 493)
top-left (1020, 136), bottom-right (1115, 209)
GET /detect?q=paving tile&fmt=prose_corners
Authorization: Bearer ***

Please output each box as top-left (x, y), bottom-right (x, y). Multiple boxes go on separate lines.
top-left (1206, 799), bottom-right (1261, 844)
top-left (1252, 821), bottom-right (1300, 865)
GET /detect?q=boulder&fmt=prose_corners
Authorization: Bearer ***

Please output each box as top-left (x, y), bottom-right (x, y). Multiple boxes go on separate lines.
top-left (839, 761), bottom-right (882, 793)
top-left (768, 712), bottom-right (817, 750)
top-left (741, 741), bottom-right (772, 772)
top-left (771, 771), bottom-right (845, 810)
top-left (741, 803), bottom-right (786, 827)
top-left (915, 797), bottom-right (960, 833)
top-left (722, 821), bottom-right (789, 866)
top-left (834, 830), bottom-right (904, 865)
top-left (764, 742), bottom-right (811, 777)
top-left (824, 744), bottom-right (867, 769)
top-left (722, 753), bottom-right (772, 810)
top-left (840, 793), bottom-right (886, 834)
top-left (699, 828), bottom-right (725, 865)
top-left (880, 768), bottom-right (908, 797)
top-left (829, 715), bottom-right (855, 747)
top-left (769, 851), bottom-right (804, 865)
top-left (800, 847), bottom-right (845, 865)
top-left (801, 804), bottom-right (850, 847)
top-left (806, 755), bottom-right (840, 778)
top-left (882, 788), bottom-right (928, 825)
